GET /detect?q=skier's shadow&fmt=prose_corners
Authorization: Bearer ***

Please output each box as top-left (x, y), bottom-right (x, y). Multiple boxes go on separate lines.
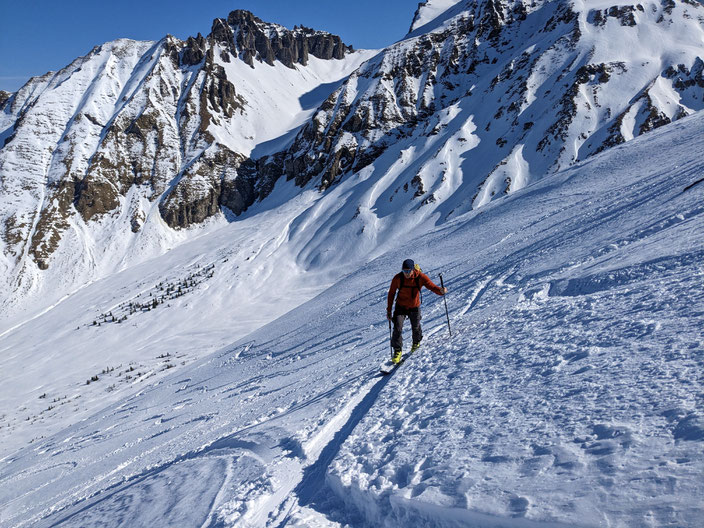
top-left (279, 371), bottom-right (395, 524)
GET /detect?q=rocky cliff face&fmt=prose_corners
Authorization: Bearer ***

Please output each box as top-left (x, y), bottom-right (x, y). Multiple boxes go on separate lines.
top-left (220, 10), bottom-right (351, 68)
top-left (0, 91), bottom-right (10, 110)
top-left (269, 0), bottom-right (704, 205)
top-left (0, 10), bottom-right (357, 286)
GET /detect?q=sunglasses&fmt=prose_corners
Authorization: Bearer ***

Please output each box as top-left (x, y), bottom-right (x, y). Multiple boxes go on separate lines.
top-left (402, 269), bottom-right (413, 273)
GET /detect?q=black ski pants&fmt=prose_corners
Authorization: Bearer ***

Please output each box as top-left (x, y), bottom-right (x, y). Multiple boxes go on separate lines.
top-left (391, 306), bottom-right (422, 351)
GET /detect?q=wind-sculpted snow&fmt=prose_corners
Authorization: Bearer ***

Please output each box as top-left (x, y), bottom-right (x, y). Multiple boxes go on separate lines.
top-left (1, 111), bottom-right (702, 527)
top-left (409, 0), bottom-right (466, 34)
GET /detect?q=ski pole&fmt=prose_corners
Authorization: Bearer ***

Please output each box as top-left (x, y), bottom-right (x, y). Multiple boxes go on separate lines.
top-left (388, 318), bottom-right (394, 355)
top-left (439, 273), bottom-right (452, 338)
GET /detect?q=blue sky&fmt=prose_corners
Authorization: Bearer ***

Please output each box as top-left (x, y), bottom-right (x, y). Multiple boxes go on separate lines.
top-left (0, 0), bottom-right (417, 92)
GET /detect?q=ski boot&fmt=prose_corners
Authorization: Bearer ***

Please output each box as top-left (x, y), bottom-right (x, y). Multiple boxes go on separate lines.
top-left (392, 349), bottom-right (403, 365)
top-left (410, 342), bottom-right (421, 353)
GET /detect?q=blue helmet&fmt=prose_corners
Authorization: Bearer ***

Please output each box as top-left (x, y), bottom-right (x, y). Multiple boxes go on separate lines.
top-left (402, 259), bottom-right (414, 270)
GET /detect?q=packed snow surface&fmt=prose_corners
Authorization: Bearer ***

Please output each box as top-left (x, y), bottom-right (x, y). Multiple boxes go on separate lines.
top-left (1, 110), bottom-right (703, 527)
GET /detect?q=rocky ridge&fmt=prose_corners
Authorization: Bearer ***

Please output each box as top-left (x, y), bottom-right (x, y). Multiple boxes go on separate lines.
top-left (0, 91), bottom-right (10, 110)
top-left (265, 0), bottom-right (704, 204)
top-left (0, 10), bottom-right (357, 294)
top-left (208, 10), bottom-right (352, 69)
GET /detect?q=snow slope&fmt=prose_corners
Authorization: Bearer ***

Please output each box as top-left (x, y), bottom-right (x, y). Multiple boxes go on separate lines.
top-left (1, 108), bottom-right (702, 527)
top-left (273, 0), bottom-right (704, 265)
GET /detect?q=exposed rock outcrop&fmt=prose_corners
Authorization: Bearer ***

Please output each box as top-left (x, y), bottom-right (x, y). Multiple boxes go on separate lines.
top-left (198, 48), bottom-right (245, 137)
top-left (30, 179), bottom-right (76, 270)
top-left (220, 158), bottom-right (260, 215)
top-left (181, 34), bottom-right (207, 66)
top-left (588, 5), bottom-right (642, 27)
top-left (159, 146), bottom-right (247, 227)
top-left (664, 58), bottom-right (704, 90)
top-left (156, 139), bottom-right (269, 232)
top-left (225, 10), bottom-right (351, 68)
top-left (0, 90), bottom-right (11, 110)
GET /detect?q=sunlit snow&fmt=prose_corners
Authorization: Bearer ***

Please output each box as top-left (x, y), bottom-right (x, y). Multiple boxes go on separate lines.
top-left (1, 108), bottom-right (702, 528)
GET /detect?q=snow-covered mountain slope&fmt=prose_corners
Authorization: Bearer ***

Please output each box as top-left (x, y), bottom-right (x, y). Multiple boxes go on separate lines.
top-left (0, 173), bottom-right (388, 456)
top-left (275, 0), bottom-right (704, 206)
top-left (1, 108), bottom-right (702, 528)
top-left (0, 10), bottom-right (375, 317)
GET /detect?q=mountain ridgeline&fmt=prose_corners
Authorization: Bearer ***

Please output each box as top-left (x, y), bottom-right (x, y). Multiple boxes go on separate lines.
top-left (266, 0), bottom-right (704, 195)
top-left (0, 10), bottom-right (353, 274)
top-left (1, 0), bottom-right (703, 312)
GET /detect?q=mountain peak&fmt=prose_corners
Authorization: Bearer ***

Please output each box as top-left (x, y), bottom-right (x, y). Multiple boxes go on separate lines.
top-left (201, 9), bottom-right (353, 69)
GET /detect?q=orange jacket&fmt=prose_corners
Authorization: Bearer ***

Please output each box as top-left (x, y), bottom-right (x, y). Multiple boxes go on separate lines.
top-left (387, 269), bottom-right (444, 314)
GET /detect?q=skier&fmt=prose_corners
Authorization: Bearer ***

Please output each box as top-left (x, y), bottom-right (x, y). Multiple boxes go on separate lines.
top-left (387, 259), bottom-right (447, 364)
